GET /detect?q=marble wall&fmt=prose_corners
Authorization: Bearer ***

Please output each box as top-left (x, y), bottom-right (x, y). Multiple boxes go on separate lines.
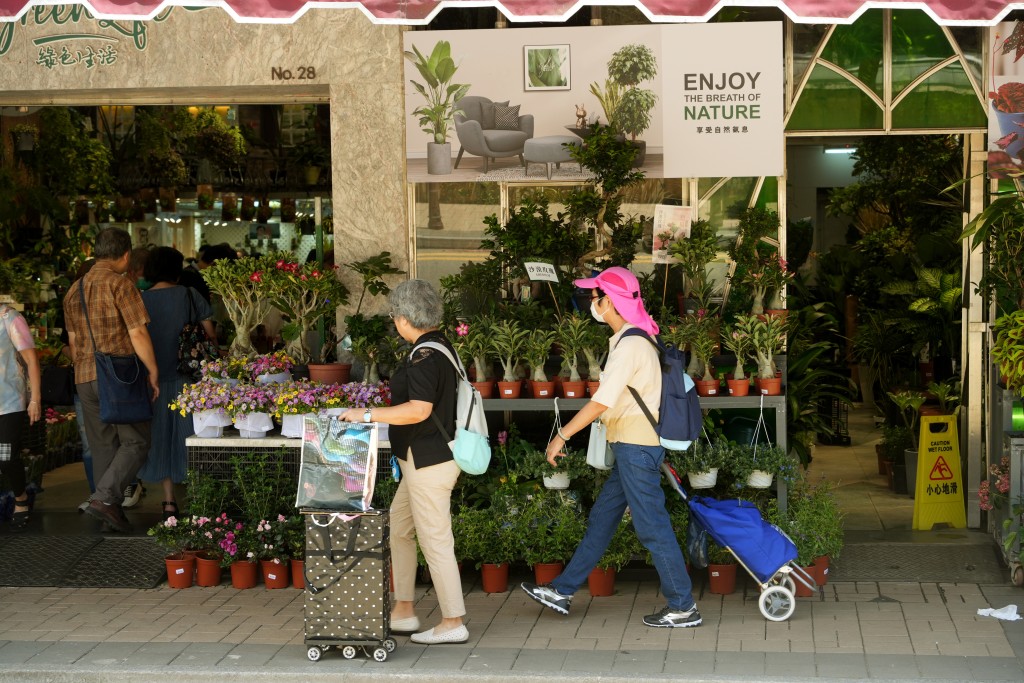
top-left (0, 6), bottom-right (408, 323)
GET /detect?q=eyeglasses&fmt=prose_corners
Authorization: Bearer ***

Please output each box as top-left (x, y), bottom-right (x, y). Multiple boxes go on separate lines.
top-left (388, 311), bottom-right (395, 319)
top-left (590, 295), bottom-right (603, 302)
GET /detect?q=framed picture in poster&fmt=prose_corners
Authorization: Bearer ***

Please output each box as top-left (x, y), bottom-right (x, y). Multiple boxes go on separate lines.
top-left (524, 45), bottom-right (570, 91)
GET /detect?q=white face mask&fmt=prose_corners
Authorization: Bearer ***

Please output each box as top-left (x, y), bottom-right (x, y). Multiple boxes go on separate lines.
top-left (590, 299), bottom-right (606, 324)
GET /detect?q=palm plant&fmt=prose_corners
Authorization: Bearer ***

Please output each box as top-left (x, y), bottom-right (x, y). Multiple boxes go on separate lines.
top-left (880, 265), bottom-right (962, 374)
top-left (403, 40), bottom-right (470, 145)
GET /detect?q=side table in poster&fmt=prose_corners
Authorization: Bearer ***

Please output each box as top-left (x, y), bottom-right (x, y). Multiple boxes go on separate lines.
top-left (652, 205), bottom-right (692, 265)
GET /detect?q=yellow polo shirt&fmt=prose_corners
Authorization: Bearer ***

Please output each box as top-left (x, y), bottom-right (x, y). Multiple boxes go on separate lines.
top-left (590, 324), bottom-right (661, 446)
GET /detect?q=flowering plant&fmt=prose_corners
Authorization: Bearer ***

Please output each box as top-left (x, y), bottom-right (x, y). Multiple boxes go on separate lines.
top-left (169, 380), bottom-right (231, 416)
top-left (265, 255), bottom-right (350, 364)
top-left (457, 318), bottom-right (494, 382)
top-left (224, 383), bottom-right (275, 417)
top-left (254, 514), bottom-right (291, 560)
top-left (200, 357), bottom-right (248, 381)
top-left (337, 381), bottom-right (391, 409)
top-left (147, 515), bottom-right (197, 556)
top-left (979, 456), bottom-right (1012, 511)
top-left (246, 351), bottom-right (294, 380)
top-left (207, 514), bottom-right (259, 568)
top-left (272, 380), bottom-right (322, 416)
top-left (991, 82), bottom-right (1024, 114)
top-left (201, 254), bottom-right (276, 357)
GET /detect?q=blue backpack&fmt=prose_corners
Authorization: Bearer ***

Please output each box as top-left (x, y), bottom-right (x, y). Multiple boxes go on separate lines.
top-left (620, 327), bottom-right (703, 451)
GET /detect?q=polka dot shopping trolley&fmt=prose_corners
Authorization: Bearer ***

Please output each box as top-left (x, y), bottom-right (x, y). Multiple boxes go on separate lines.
top-left (302, 509), bottom-right (397, 662)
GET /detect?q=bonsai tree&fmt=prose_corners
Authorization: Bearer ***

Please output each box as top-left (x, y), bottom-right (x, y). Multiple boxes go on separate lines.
top-left (404, 40), bottom-right (470, 145)
top-left (201, 254), bottom-right (276, 357)
top-left (489, 319), bottom-right (529, 383)
top-left (266, 256), bottom-right (350, 365)
top-left (523, 329), bottom-right (555, 383)
top-left (606, 44), bottom-right (658, 141)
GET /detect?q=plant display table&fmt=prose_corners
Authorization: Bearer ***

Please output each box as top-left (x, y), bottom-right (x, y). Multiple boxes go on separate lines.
top-left (481, 394), bottom-right (790, 514)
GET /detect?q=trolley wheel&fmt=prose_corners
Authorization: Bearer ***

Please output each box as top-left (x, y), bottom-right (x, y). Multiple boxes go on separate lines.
top-left (307, 646), bottom-right (322, 662)
top-left (341, 645), bottom-right (358, 660)
top-left (1012, 564), bottom-right (1024, 587)
top-left (384, 637), bottom-right (397, 653)
top-left (758, 585), bottom-right (796, 622)
top-left (372, 647), bottom-right (388, 662)
top-left (780, 576), bottom-right (796, 595)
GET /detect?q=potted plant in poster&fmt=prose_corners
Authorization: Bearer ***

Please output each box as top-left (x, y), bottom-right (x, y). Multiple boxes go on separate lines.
top-left (606, 44), bottom-right (658, 166)
top-left (404, 40), bottom-right (470, 175)
top-left (490, 319), bottom-right (529, 399)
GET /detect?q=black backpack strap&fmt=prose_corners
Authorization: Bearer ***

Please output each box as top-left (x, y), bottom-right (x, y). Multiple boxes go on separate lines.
top-left (627, 386), bottom-right (658, 433)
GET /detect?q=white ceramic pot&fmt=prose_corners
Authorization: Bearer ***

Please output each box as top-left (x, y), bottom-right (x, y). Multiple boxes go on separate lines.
top-left (687, 468), bottom-right (719, 489)
top-left (746, 470), bottom-right (774, 489)
top-left (543, 472), bottom-right (571, 490)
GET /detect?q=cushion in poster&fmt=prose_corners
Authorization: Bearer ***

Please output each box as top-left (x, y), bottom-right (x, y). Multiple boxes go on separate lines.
top-left (493, 104), bottom-right (521, 130)
top-left (480, 100), bottom-right (508, 130)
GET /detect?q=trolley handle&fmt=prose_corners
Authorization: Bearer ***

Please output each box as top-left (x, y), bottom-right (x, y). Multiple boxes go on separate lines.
top-left (661, 462), bottom-right (689, 501)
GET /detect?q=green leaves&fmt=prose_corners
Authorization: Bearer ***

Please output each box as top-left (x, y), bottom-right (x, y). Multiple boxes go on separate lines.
top-left (404, 40), bottom-right (469, 144)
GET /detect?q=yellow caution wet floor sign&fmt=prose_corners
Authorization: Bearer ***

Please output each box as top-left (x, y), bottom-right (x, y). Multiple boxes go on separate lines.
top-left (912, 415), bottom-right (966, 530)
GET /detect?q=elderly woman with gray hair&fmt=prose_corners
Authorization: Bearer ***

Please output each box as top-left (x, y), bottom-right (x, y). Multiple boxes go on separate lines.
top-left (341, 279), bottom-right (466, 645)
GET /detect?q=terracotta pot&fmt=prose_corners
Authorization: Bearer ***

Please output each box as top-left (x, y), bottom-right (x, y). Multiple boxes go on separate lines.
top-left (588, 567), bottom-right (616, 597)
top-left (480, 562), bottom-right (509, 593)
top-left (918, 405), bottom-right (947, 417)
top-left (883, 460), bottom-right (896, 491)
top-left (291, 558), bottom-right (305, 589)
top-left (533, 561), bottom-right (564, 585)
top-left (230, 560), bottom-right (258, 589)
top-left (497, 381), bottom-right (522, 399)
top-left (707, 563), bottom-right (737, 595)
top-left (261, 559), bottom-right (290, 589)
top-left (794, 566), bottom-right (817, 597)
top-left (875, 445), bottom-right (887, 475)
top-left (918, 361), bottom-right (935, 387)
top-left (308, 363), bottom-right (351, 385)
top-left (531, 381), bottom-right (556, 398)
top-left (756, 377), bottom-right (782, 396)
top-left (165, 553), bottom-right (196, 589)
top-left (586, 381), bottom-right (601, 397)
top-left (695, 378), bottom-right (720, 397)
top-left (195, 552), bottom-right (223, 587)
top-left (726, 378), bottom-right (750, 396)
top-left (813, 555), bottom-right (830, 585)
top-left (471, 380), bottom-right (495, 398)
top-left (560, 380), bottom-right (587, 398)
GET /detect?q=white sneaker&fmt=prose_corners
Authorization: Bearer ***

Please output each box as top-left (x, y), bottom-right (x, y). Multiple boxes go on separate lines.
top-left (410, 625), bottom-right (468, 644)
top-left (77, 500), bottom-right (91, 513)
top-left (122, 482), bottom-right (143, 508)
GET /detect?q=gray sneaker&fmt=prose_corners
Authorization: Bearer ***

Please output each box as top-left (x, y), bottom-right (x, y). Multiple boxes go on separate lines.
top-left (643, 605), bottom-right (702, 628)
top-left (521, 582), bottom-right (572, 615)
top-left (122, 482), bottom-right (143, 508)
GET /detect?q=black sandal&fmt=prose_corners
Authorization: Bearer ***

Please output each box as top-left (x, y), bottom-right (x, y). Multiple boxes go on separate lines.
top-left (162, 501), bottom-right (180, 521)
top-left (11, 503), bottom-right (30, 531)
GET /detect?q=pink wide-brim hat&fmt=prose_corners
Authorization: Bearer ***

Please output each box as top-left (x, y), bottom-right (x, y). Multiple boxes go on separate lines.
top-left (574, 267), bottom-right (659, 336)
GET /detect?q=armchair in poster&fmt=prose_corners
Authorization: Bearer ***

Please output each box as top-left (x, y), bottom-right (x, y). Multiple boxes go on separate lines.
top-left (402, 22), bottom-right (784, 181)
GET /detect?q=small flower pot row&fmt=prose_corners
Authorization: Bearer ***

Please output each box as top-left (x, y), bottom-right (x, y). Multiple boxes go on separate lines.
top-left (472, 379), bottom-right (600, 399)
top-left (694, 374), bottom-right (783, 397)
top-left (164, 553), bottom-right (304, 590)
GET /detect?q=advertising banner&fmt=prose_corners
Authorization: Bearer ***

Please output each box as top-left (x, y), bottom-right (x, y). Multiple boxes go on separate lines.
top-left (989, 20), bottom-right (1024, 178)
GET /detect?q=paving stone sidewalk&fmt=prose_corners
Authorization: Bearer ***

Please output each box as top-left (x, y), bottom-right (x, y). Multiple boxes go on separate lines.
top-left (2, 572), bottom-right (1023, 682)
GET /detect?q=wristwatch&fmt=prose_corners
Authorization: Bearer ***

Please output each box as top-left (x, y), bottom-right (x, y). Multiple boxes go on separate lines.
top-left (363, 408), bottom-right (373, 423)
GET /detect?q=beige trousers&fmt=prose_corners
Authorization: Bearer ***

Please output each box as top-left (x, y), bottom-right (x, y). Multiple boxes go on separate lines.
top-left (390, 449), bottom-right (464, 618)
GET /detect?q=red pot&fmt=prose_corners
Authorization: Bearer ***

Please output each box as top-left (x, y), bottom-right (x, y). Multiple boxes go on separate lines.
top-left (261, 559), bottom-right (290, 589)
top-left (195, 552), bottom-right (223, 587)
top-left (813, 555), bottom-right (830, 585)
top-left (308, 363), bottom-right (351, 385)
top-left (290, 558), bottom-right (305, 589)
top-left (497, 381), bottom-right (522, 399)
top-left (533, 561), bottom-right (564, 585)
top-left (588, 567), bottom-right (616, 597)
top-left (586, 381), bottom-right (601, 397)
top-left (480, 562), bottom-right (509, 593)
top-left (726, 378), bottom-right (750, 396)
top-left (560, 380), bottom-right (587, 398)
top-left (165, 553), bottom-right (195, 589)
top-left (695, 378), bottom-right (720, 397)
top-left (794, 566), bottom-right (817, 597)
top-left (707, 563), bottom-right (737, 595)
top-left (230, 560), bottom-right (258, 589)
top-left (531, 381), bottom-right (556, 398)
top-left (471, 381), bottom-right (495, 398)
top-left (756, 377), bottom-right (783, 395)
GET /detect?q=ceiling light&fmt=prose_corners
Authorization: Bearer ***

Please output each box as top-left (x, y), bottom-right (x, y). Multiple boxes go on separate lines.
top-left (825, 145), bottom-right (856, 154)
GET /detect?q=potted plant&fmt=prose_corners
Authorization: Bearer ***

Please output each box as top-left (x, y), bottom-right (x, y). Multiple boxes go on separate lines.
top-left (254, 515), bottom-right (292, 589)
top-left (459, 317), bottom-right (494, 395)
top-left (706, 542), bottom-right (738, 595)
top-left (147, 515), bottom-right (197, 589)
top-left (722, 316), bottom-right (756, 396)
top-left (750, 313), bottom-right (787, 395)
top-left (879, 424), bottom-right (914, 492)
top-left (170, 380), bottom-right (233, 437)
top-left (266, 257), bottom-right (350, 365)
top-left (285, 515), bottom-right (306, 589)
top-left (668, 218), bottom-right (720, 312)
top-left (763, 256), bottom-right (795, 313)
top-left (523, 328), bottom-right (556, 397)
top-left (489, 319), bottom-right (529, 398)
top-left (554, 313), bottom-right (590, 397)
top-left (454, 504), bottom-right (516, 593)
top-left (403, 40), bottom-right (470, 175)
top-left (606, 43), bottom-right (658, 165)
top-left (515, 489), bottom-right (587, 584)
top-left (786, 477), bottom-right (844, 587)
top-left (590, 517), bottom-right (640, 596)
top-left (11, 122), bottom-right (38, 152)
top-left (226, 383), bottom-right (276, 438)
top-left (888, 389), bottom-right (927, 497)
top-left (728, 443), bottom-right (793, 490)
top-left (201, 255), bottom-right (276, 358)
top-left (992, 310), bottom-right (1024, 399)
top-left (688, 316), bottom-right (720, 397)
top-left (341, 251), bottom-right (406, 381)
top-left (671, 440), bottom-right (726, 489)
top-left (295, 135), bottom-right (330, 186)
top-left (581, 323), bottom-right (610, 395)
top-left (729, 207), bottom-right (781, 315)
top-left (519, 438), bottom-right (589, 490)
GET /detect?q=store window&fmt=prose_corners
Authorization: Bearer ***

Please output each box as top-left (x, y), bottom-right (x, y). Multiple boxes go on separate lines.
top-left (412, 182), bottom-right (499, 290)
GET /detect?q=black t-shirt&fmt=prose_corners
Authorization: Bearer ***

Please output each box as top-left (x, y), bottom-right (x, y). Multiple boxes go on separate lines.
top-left (179, 267), bottom-right (211, 303)
top-left (388, 330), bottom-right (457, 468)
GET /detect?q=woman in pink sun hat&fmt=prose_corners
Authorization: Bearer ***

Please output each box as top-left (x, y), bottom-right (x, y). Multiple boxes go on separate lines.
top-left (520, 266), bottom-right (701, 630)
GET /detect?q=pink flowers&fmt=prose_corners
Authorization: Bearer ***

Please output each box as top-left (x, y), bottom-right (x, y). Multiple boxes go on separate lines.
top-left (249, 272), bottom-right (262, 283)
top-left (456, 322), bottom-right (470, 337)
top-left (979, 456), bottom-right (1011, 511)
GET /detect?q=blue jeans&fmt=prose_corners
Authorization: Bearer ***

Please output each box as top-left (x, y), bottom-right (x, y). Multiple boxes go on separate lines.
top-left (552, 442), bottom-right (695, 611)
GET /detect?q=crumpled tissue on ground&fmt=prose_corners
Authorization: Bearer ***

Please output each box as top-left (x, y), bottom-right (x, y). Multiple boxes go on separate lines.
top-left (976, 604), bottom-right (1022, 621)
